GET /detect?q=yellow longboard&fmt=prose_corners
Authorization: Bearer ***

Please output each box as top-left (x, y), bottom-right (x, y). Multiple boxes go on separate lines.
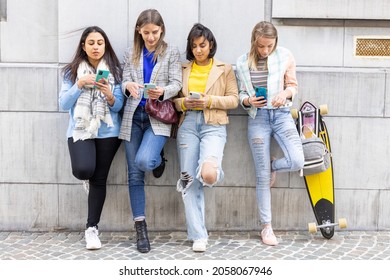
top-left (291, 102), bottom-right (346, 239)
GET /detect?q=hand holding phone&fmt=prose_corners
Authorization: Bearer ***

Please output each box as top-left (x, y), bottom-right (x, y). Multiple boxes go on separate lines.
top-left (144, 83), bottom-right (156, 90)
top-left (95, 69), bottom-right (110, 83)
top-left (189, 91), bottom-right (201, 99)
top-left (95, 69), bottom-right (110, 88)
top-left (143, 83), bottom-right (156, 98)
top-left (255, 86), bottom-right (267, 100)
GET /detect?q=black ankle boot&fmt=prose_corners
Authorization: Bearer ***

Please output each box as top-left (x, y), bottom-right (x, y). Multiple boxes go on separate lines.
top-left (134, 220), bottom-right (150, 253)
top-left (152, 149), bottom-right (167, 178)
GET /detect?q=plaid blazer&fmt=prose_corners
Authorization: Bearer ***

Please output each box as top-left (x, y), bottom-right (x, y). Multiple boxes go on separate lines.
top-left (119, 45), bottom-right (182, 142)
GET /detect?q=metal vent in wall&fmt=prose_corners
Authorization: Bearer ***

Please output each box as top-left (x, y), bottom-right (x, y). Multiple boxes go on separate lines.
top-left (354, 36), bottom-right (390, 57)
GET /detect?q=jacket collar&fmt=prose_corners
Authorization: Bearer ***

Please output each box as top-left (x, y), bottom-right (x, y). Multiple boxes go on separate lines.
top-left (182, 58), bottom-right (225, 95)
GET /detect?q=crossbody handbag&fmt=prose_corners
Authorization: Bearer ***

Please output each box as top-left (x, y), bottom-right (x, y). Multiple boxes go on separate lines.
top-left (144, 62), bottom-right (179, 124)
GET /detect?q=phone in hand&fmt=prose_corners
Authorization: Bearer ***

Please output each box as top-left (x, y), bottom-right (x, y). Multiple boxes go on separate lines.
top-left (95, 69), bottom-right (110, 88)
top-left (189, 91), bottom-right (201, 99)
top-left (144, 83), bottom-right (156, 98)
top-left (95, 69), bottom-right (110, 82)
top-left (255, 86), bottom-right (267, 100)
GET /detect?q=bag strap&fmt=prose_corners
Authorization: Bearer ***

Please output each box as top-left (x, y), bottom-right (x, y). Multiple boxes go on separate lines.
top-left (151, 59), bottom-right (163, 84)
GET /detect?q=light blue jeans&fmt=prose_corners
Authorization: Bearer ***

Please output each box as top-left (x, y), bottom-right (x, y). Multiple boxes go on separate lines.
top-left (124, 106), bottom-right (168, 220)
top-left (248, 108), bottom-right (304, 225)
top-left (176, 111), bottom-right (226, 241)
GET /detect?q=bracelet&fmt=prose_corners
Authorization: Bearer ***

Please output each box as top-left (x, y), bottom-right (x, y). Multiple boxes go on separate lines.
top-left (181, 98), bottom-right (187, 111)
top-left (207, 96), bottom-right (212, 108)
top-left (106, 95), bottom-right (114, 102)
top-left (247, 97), bottom-right (252, 106)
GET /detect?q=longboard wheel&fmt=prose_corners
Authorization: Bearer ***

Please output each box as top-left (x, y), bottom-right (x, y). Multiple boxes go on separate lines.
top-left (308, 222), bottom-right (317, 233)
top-left (338, 218), bottom-right (347, 229)
top-left (319, 104), bottom-right (328, 115)
top-left (291, 108), bottom-right (298, 119)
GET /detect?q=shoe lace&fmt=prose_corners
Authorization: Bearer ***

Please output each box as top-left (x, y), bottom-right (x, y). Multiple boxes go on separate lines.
top-left (86, 227), bottom-right (98, 240)
top-left (262, 227), bottom-right (275, 238)
top-left (135, 221), bottom-right (148, 239)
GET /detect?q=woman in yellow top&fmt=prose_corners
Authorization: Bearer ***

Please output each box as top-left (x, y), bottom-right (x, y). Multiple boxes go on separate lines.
top-left (174, 23), bottom-right (239, 252)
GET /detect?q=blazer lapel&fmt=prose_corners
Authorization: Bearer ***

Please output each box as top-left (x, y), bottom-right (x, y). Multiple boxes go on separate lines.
top-left (204, 60), bottom-right (224, 94)
top-left (182, 62), bottom-right (192, 96)
top-left (137, 55), bottom-right (144, 84)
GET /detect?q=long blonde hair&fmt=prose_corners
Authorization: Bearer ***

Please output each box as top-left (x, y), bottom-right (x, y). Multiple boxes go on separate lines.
top-left (248, 21), bottom-right (278, 70)
top-left (132, 9), bottom-right (167, 66)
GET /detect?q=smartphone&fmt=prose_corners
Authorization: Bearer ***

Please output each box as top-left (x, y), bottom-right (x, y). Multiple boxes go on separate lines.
top-left (144, 83), bottom-right (156, 90)
top-left (95, 69), bottom-right (110, 83)
top-left (143, 83), bottom-right (156, 98)
top-left (255, 86), bottom-right (267, 100)
top-left (189, 91), bottom-right (201, 99)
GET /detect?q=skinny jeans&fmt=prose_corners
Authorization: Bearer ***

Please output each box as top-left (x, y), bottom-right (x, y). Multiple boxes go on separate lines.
top-left (247, 108), bottom-right (304, 225)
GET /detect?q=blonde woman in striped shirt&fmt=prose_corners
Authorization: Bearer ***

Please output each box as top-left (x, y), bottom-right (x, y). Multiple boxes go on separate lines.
top-left (236, 21), bottom-right (304, 246)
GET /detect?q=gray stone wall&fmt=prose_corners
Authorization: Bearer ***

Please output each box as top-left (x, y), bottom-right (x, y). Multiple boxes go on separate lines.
top-left (1, 0), bottom-right (389, 232)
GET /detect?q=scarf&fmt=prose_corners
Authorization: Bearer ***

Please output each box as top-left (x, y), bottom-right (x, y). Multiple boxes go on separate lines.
top-left (73, 59), bottom-right (114, 141)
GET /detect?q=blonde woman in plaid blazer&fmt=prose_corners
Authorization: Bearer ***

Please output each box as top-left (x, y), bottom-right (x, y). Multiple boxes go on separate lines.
top-left (119, 9), bottom-right (182, 253)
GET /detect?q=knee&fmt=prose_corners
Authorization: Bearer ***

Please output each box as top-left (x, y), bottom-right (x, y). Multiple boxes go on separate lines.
top-left (135, 157), bottom-right (154, 172)
top-left (201, 158), bottom-right (218, 186)
top-left (72, 167), bottom-right (94, 180)
top-left (202, 170), bottom-right (217, 185)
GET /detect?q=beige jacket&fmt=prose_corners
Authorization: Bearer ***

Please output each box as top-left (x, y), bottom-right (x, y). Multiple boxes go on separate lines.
top-left (174, 59), bottom-right (239, 126)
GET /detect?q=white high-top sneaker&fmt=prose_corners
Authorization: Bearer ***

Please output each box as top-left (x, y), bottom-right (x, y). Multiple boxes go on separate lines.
top-left (85, 227), bottom-right (101, 250)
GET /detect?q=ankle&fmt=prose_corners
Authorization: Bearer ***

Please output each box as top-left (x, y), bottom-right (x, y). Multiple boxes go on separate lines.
top-left (263, 223), bottom-right (272, 229)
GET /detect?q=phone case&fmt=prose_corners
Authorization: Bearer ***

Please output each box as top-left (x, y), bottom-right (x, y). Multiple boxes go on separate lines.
top-left (144, 83), bottom-right (156, 90)
top-left (255, 87), bottom-right (267, 99)
top-left (95, 69), bottom-right (110, 82)
top-left (189, 91), bottom-right (201, 99)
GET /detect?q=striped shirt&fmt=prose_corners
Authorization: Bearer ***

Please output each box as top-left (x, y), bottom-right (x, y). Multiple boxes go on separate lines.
top-left (250, 58), bottom-right (268, 89)
top-left (236, 46), bottom-right (298, 119)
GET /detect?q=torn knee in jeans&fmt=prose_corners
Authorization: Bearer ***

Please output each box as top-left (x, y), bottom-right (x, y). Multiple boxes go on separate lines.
top-left (176, 171), bottom-right (193, 195)
top-left (252, 137), bottom-right (264, 145)
top-left (201, 156), bottom-right (219, 187)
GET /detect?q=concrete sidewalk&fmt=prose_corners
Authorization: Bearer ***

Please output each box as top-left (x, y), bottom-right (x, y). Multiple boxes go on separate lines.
top-left (1, 230), bottom-right (389, 260)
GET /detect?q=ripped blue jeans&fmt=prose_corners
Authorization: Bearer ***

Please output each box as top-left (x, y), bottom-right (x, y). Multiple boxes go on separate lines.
top-left (176, 111), bottom-right (226, 241)
top-left (248, 108), bottom-right (304, 225)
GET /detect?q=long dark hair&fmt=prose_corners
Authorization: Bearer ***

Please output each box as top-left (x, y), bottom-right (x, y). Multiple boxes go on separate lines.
top-left (186, 23), bottom-right (217, 61)
top-left (62, 26), bottom-right (122, 84)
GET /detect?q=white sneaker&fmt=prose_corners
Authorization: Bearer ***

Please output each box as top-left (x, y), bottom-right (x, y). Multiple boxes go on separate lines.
top-left (192, 239), bottom-right (207, 252)
top-left (85, 227), bottom-right (101, 250)
top-left (82, 180), bottom-right (89, 195)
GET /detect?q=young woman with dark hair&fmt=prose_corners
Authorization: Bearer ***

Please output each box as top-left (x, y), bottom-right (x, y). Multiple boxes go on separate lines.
top-left (59, 26), bottom-right (124, 250)
top-left (173, 23), bottom-right (238, 252)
